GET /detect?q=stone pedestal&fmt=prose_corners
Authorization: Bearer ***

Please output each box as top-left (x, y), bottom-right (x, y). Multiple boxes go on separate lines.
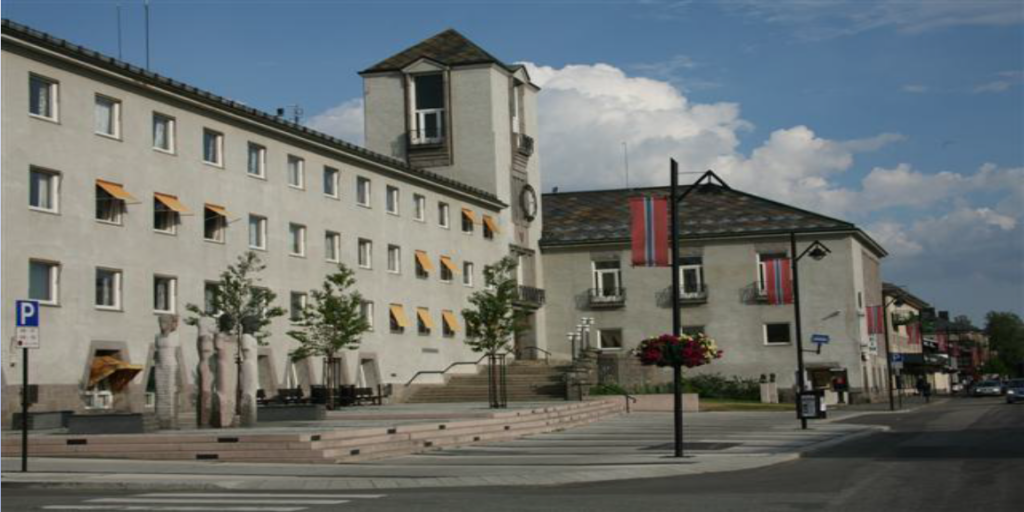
top-left (211, 333), bottom-right (238, 428)
top-left (238, 334), bottom-right (259, 427)
top-left (760, 382), bottom-right (779, 404)
top-left (154, 315), bottom-right (180, 430)
top-left (196, 328), bottom-right (214, 428)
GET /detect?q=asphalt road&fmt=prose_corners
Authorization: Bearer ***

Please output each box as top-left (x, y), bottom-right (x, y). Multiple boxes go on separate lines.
top-left (4, 397), bottom-right (1022, 512)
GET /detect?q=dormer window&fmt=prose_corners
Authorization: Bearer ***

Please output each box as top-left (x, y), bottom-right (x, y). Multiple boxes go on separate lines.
top-left (410, 73), bottom-right (445, 145)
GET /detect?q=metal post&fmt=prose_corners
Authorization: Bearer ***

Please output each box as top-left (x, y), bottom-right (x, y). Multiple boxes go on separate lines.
top-left (22, 347), bottom-right (29, 472)
top-left (882, 299), bottom-right (896, 411)
top-left (670, 159), bottom-right (684, 457)
top-left (790, 232), bottom-right (808, 430)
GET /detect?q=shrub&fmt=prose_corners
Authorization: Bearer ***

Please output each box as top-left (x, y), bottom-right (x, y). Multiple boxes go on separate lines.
top-left (683, 373), bottom-right (760, 401)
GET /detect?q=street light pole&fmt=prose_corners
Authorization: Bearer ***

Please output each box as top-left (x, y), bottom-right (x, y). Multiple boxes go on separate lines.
top-left (790, 232), bottom-right (809, 431)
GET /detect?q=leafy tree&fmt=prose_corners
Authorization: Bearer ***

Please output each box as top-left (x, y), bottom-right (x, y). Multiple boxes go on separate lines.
top-left (185, 251), bottom-right (286, 344)
top-left (462, 255), bottom-right (526, 407)
top-left (287, 264), bottom-right (370, 408)
top-left (984, 311), bottom-right (1024, 377)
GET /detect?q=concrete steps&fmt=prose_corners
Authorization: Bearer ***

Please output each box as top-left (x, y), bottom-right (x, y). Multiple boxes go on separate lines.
top-left (1, 399), bottom-right (623, 464)
top-left (406, 363), bottom-right (571, 403)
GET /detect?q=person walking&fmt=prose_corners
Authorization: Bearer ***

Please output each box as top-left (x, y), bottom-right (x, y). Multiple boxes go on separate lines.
top-left (916, 376), bottom-right (932, 404)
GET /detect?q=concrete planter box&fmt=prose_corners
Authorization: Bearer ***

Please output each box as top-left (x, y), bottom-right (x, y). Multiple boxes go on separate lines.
top-left (630, 393), bottom-right (700, 413)
top-left (257, 404), bottom-right (326, 422)
top-left (11, 410), bottom-right (74, 430)
top-left (68, 413), bottom-right (149, 434)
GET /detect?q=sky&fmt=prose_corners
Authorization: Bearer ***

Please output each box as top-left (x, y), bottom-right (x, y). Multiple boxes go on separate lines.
top-left (4, 0), bottom-right (1022, 324)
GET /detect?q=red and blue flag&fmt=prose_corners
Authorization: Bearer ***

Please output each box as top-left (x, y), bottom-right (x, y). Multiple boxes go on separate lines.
top-left (630, 196), bottom-right (669, 267)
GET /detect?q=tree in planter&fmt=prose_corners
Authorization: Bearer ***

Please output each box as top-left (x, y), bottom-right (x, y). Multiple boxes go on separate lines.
top-left (462, 255), bottom-right (526, 408)
top-left (287, 263), bottom-right (370, 409)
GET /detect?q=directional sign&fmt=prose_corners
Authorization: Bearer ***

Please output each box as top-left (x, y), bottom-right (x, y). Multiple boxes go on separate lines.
top-left (811, 334), bottom-right (830, 345)
top-left (15, 300), bottom-right (39, 327)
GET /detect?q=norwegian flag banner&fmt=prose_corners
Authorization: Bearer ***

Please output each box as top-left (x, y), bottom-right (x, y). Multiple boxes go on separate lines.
top-left (763, 258), bottom-right (794, 305)
top-left (866, 305), bottom-right (885, 334)
top-left (630, 196), bottom-right (669, 267)
top-left (906, 322), bottom-right (923, 345)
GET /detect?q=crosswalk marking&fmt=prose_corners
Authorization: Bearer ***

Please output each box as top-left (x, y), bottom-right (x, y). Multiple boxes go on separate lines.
top-left (41, 491), bottom-right (389, 511)
top-left (88, 498), bottom-right (350, 506)
top-left (138, 493), bottom-right (385, 499)
top-left (43, 507), bottom-right (305, 512)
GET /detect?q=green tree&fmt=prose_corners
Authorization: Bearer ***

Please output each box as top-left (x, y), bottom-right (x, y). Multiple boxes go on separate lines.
top-left (185, 251), bottom-right (286, 344)
top-left (287, 264), bottom-right (370, 409)
top-left (462, 255), bottom-right (526, 408)
top-left (984, 311), bottom-right (1024, 377)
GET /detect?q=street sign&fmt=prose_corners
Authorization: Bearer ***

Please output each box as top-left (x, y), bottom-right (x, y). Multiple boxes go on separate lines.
top-left (891, 353), bottom-right (904, 370)
top-left (14, 327), bottom-right (39, 349)
top-left (811, 334), bottom-right (830, 345)
top-left (16, 300), bottom-right (39, 327)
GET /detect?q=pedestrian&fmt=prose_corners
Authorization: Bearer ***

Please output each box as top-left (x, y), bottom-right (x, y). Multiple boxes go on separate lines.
top-left (916, 377), bottom-right (932, 403)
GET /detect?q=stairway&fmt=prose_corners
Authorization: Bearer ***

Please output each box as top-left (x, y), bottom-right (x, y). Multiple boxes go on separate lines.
top-left (405, 361), bottom-right (571, 403)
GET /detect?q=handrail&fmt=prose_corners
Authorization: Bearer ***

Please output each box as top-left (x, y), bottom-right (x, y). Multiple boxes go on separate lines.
top-left (405, 354), bottom-right (490, 387)
top-left (515, 346), bottom-right (552, 363)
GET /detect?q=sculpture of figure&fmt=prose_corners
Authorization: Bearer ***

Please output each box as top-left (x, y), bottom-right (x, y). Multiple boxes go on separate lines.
top-left (239, 334), bottom-right (259, 427)
top-left (155, 314), bottom-right (180, 430)
top-left (196, 321), bottom-right (215, 428)
top-left (211, 331), bottom-right (238, 428)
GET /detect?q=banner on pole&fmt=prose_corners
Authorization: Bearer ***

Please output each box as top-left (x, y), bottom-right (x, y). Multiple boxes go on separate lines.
top-left (763, 258), bottom-right (793, 305)
top-left (629, 196), bottom-right (669, 267)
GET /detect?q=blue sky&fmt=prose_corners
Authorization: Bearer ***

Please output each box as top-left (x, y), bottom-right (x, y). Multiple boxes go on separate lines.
top-left (5, 0), bottom-right (1022, 324)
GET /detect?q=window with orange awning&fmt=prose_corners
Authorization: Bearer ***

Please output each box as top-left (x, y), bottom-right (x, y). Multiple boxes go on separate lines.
top-left (483, 215), bottom-right (500, 234)
top-left (416, 307), bottom-right (435, 330)
top-left (415, 250), bottom-right (434, 272)
top-left (154, 192), bottom-right (191, 214)
top-left (389, 304), bottom-right (410, 328)
top-left (440, 256), bottom-right (460, 274)
top-left (442, 310), bottom-right (460, 333)
top-left (96, 179), bottom-right (138, 203)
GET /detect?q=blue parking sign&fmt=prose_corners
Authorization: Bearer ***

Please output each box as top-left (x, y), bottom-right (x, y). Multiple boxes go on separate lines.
top-left (16, 300), bottom-right (39, 327)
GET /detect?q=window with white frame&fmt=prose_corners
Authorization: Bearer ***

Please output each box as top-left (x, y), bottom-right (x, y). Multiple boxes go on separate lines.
top-left (29, 167), bottom-right (59, 212)
top-left (356, 176), bottom-right (371, 207)
top-left (247, 143), bottom-right (266, 178)
top-left (203, 205), bottom-right (227, 242)
top-left (386, 185), bottom-right (400, 215)
top-left (410, 73), bottom-right (445, 144)
top-left (680, 256), bottom-right (705, 298)
top-left (95, 268), bottom-right (122, 310)
top-left (29, 260), bottom-right (59, 305)
top-left (203, 281), bottom-right (220, 314)
top-left (248, 215), bottom-right (267, 250)
top-left (94, 95), bottom-right (121, 138)
top-left (323, 166), bottom-right (339, 198)
top-left (764, 323), bottom-right (792, 345)
top-left (414, 251), bottom-right (430, 279)
top-left (463, 261), bottom-right (474, 287)
top-left (29, 74), bottom-right (58, 120)
top-left (511, 83), bottom-right (523, 134)
top-left (757, 253), bottom-right (788, 294)
top-left (438, 202), bottom-right (450, 228)
top-left (592, 260), bottom-right (622, 298)
top-left (153, 194), bottom-right (182, 234)
top-left (360, 300), bottom-right (375, 331)
top-left (387, 245), bottom-right (401, 274)
top-left (358, 239), bottom-right (372, 269)
top-left (290, 292), bottom-right (307, 322)
top-left (287, 155), bottom-right (305, 189)
top-left (325, 231), bottom-right (341, 262)
top-left (289, 223), bottom-right (306, 256)
top-left (461, 209), bottom-right (475, 234)
top-left (95, 182), bottom-right (125, 225)
top-left (152, 113), bottom-right (175, 152)
top-left (202, 129), bottom-right (223, 166)
top-left (440, 257), bottom-right (454, 283)
top-left (416, 308), bottom-right (432, 335)
top-left (597, 328), bottom-right (623, 350)
top-left (413, 194), bottom-right (426, 222)
top-left (154, 275), bottom-right (177, 313)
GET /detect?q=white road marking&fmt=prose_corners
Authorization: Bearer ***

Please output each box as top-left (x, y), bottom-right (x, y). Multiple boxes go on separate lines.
top-left (138, 493), bottom-right (385, 499)
top-left (88, 498), bottom-right (348, 505)
top-left (44, 507), bottom-right (306, 512)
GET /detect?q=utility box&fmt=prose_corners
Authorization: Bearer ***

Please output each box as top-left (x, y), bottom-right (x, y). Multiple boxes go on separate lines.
top-left (798, 390), bottom-right (827, 419)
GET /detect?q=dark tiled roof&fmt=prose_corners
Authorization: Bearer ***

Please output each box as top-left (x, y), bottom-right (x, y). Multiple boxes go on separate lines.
top-left (361, 28), bottom-right (513, 74)
top-left (1, 19), bottom-right (503, 207)
top-left (541, 184), bottom-right (872, 247)
top-left (883, 283), bottom-right (931, 309)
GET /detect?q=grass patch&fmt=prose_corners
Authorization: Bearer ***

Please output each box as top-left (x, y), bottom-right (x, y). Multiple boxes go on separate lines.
top-left (700, 399), bottom-right (793, 412)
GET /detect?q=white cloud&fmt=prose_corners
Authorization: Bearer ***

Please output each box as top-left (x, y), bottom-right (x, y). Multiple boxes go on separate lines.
top-left (304, 98), bottom-right (364, 146)
top-left (973, 70), bottom-right (1024, 94)
top-left (902, 84), bottom-right (930, 94)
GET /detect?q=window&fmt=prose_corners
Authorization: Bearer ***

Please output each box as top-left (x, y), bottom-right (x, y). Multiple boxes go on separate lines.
top-left (511, 83), bottom-right (523, 134)
top-left (289, 223), bottom-right (306, 257)
top-left (592, 260), bottom-right (622, 298)
top-left (29, 260), bottom-right (59, 305)
top-left (413, 194), bottom-right (426, 222)
top-left (414, 250), bottom-right (432, 279)
top-left (95, 268), bottom-right (122, 310)
top-left (287, 155), bottom-right (305, 189)
top-left (247, 143), bottom-right (266, 178)
top-left (154, 275), bottom-right (176, 313)
top-left (389, 304), bottom-right (409, 333)
top-left (154, 193), bottom-right (185, 234)
top-left (597, 328), bottom-right (623, 350)
top-left (204, 281), bottom-right (220, 314)
top-left (483, 215), bottom-right (497, 240)
top-left (323, 167), bottom-right (339, 198)
top-left (387, 245), bottom-right (401, 274)
top-left (203, 204), bottom-right (227, 242)
top-left (248, 215), bottom-right (267, 250)
top-left (29, 168), bottom-right (59, 212)
top-left (438, 202), bottom-right (450, 228)
top-left (290, 292), bottom-right (307, 322)
top-left (325, 231), bottom-right (341, 262)
top-left (442, 310), bottom-right (458, 337)
top-left (95, 180), bottom-right (129, 225)
top-left (758, 253), bottom-right (788, 294)
top-left (765, 323), bottom-right (792, 345)
top-left (461, 208), bottom-right (475, 234)
top-left (29, 74), bottom-right (58, 120)
top-left (202, 129), bottom-right (223, 166)
top-left (386, 185), bottom-right (400, 215)
top-left (360, 300), bottom-right (375, 331)
top-left (416, 307), bottom-right (434, 335)
top-left (410, 73), bottom-right (445, 144)
top-left (94, 95), bottom-right (120, 138)
top-left (152, 113), bottom-right (175, 152)
top-left (358, 239), bottom-right (372, 269)
top-left (680, 256), bottom-right (705, 298)
top-left (463, 262), bottom-right (474, 287)
top-left (440, 256), bottom-right (457, 283)
top-left (357, 176), bottom-right (371, 207)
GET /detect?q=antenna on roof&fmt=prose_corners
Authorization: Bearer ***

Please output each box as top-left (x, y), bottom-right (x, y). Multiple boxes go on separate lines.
top-left (116, 2), bottom-right (123, 60)
top-left (622, 141), bottom-right (631, 189)
top-left (144, 0), bottom-right (151, 70)
top-left (278, 105), bottom-right (304, 124)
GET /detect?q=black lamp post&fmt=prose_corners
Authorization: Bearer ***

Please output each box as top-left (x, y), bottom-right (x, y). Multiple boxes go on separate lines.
top-left (881, 293), bottom-right (905, 411)
top-left (789, 233), bottom-right (831, 430)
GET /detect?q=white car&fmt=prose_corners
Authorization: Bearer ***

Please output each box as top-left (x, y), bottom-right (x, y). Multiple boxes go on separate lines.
top-left (972, 380), bottom-right (1003, 397)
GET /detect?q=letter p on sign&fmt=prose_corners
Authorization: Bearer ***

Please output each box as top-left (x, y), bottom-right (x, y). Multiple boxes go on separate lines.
top-left (16, 300), bottom-right (39, 327)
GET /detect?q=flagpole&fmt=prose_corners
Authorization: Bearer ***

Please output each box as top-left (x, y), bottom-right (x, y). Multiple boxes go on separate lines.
top-left (670, 158), bottom-right (683, 458)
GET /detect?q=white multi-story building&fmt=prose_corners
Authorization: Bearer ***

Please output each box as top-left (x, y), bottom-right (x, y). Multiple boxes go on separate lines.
top-left (1, 20), bottom-right (546, 420)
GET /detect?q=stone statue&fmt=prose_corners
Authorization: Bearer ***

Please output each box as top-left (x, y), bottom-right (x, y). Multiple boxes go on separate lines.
top-left (238, 333), bottom-right (259, 427)
top-left (196, 322), bottom-right (215, 428)
top-left (155, 314), bottom-right (180, 430)
top-left (211, 331), bottom-right (238, 428)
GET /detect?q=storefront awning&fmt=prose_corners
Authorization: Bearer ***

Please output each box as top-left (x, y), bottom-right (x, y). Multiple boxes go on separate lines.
top-left (417, 308), bottom-right (435, 329)
top-left (442, 310), bottom-right (460, 332)
top-left (154, 193), bottom-right (191, 214)
top-left (415, 250), bottom-right (434, 272)
top-left (483, 215), bottom-right (500, 234)
top-left (96, 179), bottom-right (138, 203)
top-left (440, 256), bottom-right (459, 274)
top-left (88, 355), bottom-right (143, 392)
top-left (389, 304), bottom-right (410, 328)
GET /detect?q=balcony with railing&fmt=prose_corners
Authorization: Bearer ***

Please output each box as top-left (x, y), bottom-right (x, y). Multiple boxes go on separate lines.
top-left (516, 133), bottom-right (535, 157)
top-left (515, 285), bottom-right (546, 309)
top-left (587, 287), bottom-right (626, 308)
top-left (409, 108), bottom-right (446, 147)
top-left (657, 283), bottom-right (708, 307)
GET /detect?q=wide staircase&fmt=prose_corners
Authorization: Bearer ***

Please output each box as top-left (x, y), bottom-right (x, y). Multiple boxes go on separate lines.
top-left (406, 360), bottom-right (570, 403)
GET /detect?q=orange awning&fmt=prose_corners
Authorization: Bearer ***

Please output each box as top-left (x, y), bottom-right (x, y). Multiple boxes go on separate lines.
top-left (205, 203), bottom-right (229, 218)
top-left (96, 179), bottom-right (138, 203)
top-left (417, 308), bottom-right (435, 329)
top-left (461, 208), bottom-right (476, 223)
top-left (88, 356), bottom-right (143, 392)
top-left (483, 215), bottom-right (500, 234)
top-left (415, 250), bottom-right (434, 272)
top-left (442, 310), bottom-right (460, 332)
top-left (389, 304), bottom-right (410, 328)
top-left (440, 256), bottom-right (460, 274)
top-left (154, 193), bottom-right (191, 214)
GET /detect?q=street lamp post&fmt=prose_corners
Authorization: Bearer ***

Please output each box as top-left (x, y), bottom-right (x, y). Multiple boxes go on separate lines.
top-left (789, 232), bottom-right (831, 430)
top-left (581, 317), bottom-right (594, 351)
top-left (881, 293), bottom-right (905, 411)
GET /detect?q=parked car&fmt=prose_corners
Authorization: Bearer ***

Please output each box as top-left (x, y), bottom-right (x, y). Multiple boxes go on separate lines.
top-left (971, 380), bottom-right (1004, 397)
top-left (1005, 379), bottom-right (1024, 404)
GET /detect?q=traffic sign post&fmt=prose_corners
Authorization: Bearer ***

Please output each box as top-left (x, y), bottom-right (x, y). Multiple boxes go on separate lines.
top-left (15, 300), bottom-right (40, 473)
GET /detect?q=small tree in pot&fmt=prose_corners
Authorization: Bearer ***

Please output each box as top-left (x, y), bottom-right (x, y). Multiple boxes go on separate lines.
top-left (462, 255), bottom-right (525, 408)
